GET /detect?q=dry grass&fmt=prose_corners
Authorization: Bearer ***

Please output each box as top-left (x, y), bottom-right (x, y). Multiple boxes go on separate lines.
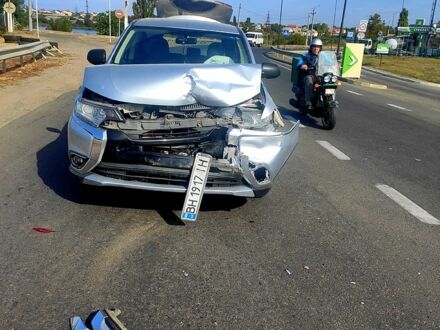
top-left (0, 54), bottom-right (68, 87)
top-left (362, 56), bottom-right (440, 84)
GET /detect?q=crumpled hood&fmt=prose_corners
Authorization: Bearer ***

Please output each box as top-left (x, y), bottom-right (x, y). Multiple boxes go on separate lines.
top-left (83, 64), bottom-right (262, 107)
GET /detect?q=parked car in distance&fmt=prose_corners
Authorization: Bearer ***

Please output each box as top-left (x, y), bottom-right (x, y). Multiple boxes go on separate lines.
top-left (68, 15), bottom-right (299, 198)
top-left (246, 32), bottom-right (264, 47)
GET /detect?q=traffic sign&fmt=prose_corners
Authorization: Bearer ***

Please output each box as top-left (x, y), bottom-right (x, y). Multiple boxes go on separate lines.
top-left (376, 43), bottom-right (389, 55)
top-left (357, 32), bottom-right (365, 40)
top-left (3, 2), bottom-right (16, 14)
top-left (346, 31), bottom-right (354, 41)
top-left (115, 9), bottom-right (124, 19)
top-left (341, 43), bottom-right (365, 79)
top-left (358, 20), bottom-right (368, 33)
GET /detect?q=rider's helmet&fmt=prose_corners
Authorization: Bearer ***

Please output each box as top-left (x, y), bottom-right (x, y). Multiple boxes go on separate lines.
top-left (310, 38), bottom-right (323, 50)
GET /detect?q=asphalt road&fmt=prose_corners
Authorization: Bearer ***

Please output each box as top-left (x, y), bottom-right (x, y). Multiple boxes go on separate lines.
top-left (0, 44), bottom-right (439, 329)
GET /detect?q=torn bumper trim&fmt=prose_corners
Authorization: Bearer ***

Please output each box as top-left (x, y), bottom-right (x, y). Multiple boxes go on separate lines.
top-left (72, 170), bottom-right (256, 197)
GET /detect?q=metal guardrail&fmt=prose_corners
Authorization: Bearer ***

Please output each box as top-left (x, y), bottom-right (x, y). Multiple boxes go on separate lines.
top-left (0, 41), bottom-right (53, 73)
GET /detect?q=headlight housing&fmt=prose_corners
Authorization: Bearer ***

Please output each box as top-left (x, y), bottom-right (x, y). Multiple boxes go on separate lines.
top-left (74, 98), bottom-right (124, 127)
top-left (331, 76), bottom-right (338, 83)
top-left (323, 74), bottom-right (332, 83)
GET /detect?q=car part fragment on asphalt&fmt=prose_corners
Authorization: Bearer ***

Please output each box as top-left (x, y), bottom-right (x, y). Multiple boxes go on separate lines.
top-left (32, 227), bottom-right (56, 233)
top-left (69, 309), bottom-right (127, 330)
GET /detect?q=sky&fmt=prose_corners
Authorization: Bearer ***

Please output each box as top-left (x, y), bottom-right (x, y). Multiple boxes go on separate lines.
top-left (35, 0), bottom-right (439, 27)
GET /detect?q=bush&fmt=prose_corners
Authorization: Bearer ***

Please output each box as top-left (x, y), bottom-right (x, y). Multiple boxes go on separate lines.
top-left (287, 33), bottom-right (306, 45)
top-left (48, 18), bottom-right (73, 32)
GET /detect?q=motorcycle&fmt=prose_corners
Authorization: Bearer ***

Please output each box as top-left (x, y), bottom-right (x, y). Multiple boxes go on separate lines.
top-left (290, 51), bottom-right (339, 130)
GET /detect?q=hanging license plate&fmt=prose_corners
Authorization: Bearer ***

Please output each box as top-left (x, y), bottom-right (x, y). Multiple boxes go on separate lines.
top-left (325, 89), bottom-right (335, 95)
top-left (181, 153), bottom-right (212, 222)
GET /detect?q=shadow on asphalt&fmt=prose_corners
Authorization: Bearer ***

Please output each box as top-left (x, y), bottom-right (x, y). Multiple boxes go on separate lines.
top-left (277, 105), bottom-right (322, 129)
top-left (36, 124), bottom-right (247, 226)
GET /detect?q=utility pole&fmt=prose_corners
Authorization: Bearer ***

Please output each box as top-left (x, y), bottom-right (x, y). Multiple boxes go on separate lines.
top-left (336, 0), bottom-right (347, 59)
top-left (331, 0), bottom-right (338, 50)
top-left (279, 0), bottom-right (284, 27)
top-left (237, 3), bottom-right (241, 28)
top-left (109, 0), bottom-right (112, 42)
top-left (124, 0), bottom-right (129, 29)
top-left (86, 0), bottom-right (89, 15)
top-left (306, 13), bottom-right (311, 46)
top-left (266, 11), bottom-right (271, 46)
top-left (426, 0), bottom-right (438, 54)
top-left (430, 0), bottom-right (438, 27)
top-left (35, 0), bottom-right (39, 38)
top-left (28, 0), bottom-right (32, 31)
top-left (309, 7), bottom-right (317, 44)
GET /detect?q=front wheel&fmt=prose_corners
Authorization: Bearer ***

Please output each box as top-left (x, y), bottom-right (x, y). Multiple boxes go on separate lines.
top-left (321, 107), bottom-right (336, 130)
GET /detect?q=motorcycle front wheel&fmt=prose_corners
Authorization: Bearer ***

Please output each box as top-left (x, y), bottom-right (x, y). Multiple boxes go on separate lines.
top-left (322, 107), bottom-right (336, 130)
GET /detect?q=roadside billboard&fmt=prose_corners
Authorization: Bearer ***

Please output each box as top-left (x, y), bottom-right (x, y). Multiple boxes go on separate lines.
top-left (341, 43), bottom-right (365, 78)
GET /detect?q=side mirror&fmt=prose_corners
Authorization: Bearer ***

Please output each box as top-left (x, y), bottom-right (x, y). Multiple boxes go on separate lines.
top-left (87, 49), bottom-right (106, 65)
top-left (261, 63), bottom-right (280, 79)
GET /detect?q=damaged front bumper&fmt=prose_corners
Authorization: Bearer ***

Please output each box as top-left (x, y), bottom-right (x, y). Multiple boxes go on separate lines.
top-left (68, 113), bottom-right (299, 198)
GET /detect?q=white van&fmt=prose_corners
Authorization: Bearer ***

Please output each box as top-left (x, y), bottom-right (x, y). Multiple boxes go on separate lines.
top-left (246, 32), bottom-right (264, 47)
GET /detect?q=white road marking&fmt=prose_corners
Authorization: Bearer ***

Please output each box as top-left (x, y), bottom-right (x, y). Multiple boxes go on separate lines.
top-left (347, 90), bottom-right (363, 96)
top-left (387, 103), bottom-right (412, 112)
top-left (376, 184), bottom-right (440, 225)
top-left (316, 141), bottom-right (351, 160)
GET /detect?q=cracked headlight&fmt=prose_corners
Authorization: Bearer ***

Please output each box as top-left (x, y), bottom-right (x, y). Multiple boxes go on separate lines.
top-left (74, 99), bottom-right (124, 127)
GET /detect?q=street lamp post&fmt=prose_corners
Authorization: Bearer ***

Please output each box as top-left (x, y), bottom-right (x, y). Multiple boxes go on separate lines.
top-left (336, 0), bottom-right (347, 59)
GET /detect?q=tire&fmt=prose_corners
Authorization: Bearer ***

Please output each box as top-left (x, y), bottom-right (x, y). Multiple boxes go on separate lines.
top-left (321, 107), bottom-right (336, 130)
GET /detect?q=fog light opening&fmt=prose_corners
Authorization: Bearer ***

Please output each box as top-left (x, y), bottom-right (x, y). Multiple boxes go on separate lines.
top-left (253, 166), bottom-right (269, 183)
top-left (69, 152), bottom-right (89, 169)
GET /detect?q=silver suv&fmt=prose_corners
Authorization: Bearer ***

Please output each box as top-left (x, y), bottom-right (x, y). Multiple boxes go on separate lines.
top-left (68, 15), bottom-right (299, 198)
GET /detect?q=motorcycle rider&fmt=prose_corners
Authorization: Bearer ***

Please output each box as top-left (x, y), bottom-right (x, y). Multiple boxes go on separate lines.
top-left (298, 38), bottom-right (323, 110)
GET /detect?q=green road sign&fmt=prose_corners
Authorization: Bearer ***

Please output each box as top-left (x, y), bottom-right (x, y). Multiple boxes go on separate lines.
top-left (341, 43), bottom-right (364, 78)
top-left (376, 43), bottom-right (390, 55)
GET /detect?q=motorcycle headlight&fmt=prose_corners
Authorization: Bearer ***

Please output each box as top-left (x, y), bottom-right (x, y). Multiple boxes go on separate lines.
top-left (331, 76), bottom-right (338, 83)
top-left (323, 74), bottom-right (332, 83)
top-left (74, 99), bottom-right (124, 127)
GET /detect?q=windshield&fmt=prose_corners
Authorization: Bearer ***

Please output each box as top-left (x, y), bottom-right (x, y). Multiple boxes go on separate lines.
top-left (246, 33), bottom-right (255, 38)
top-left (317, 51), bottom-right (339, 76)
top-left (113, 26), bottom-right (251, 65)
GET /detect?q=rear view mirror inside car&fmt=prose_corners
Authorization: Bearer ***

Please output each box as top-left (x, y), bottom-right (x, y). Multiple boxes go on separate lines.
top-left (176, 36), bottom-right (198, 45)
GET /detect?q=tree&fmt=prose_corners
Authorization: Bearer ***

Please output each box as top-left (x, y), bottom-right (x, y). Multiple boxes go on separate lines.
top-left (366, 13), bottom-right (386, 41)
top-left (397, 8), bottom-right (409, 27)
top-left (241, 17), bottom-right (255, 33)
top-left (133, 0), bottom-right (157, 19)
top-left (95, 11), bottom-right (119, 36)
top-left (1, 0), bottom-right (27, 27)
top-left (48, 18), bottom-right (73, 32)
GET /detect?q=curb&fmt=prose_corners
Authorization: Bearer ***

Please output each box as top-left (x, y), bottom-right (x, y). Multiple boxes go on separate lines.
top-left (362, 66), bottom-right (440, 89)
top-left (338, 77), bottom-right (387, 90)
top-left (265, 51), bottom-right (292, 65)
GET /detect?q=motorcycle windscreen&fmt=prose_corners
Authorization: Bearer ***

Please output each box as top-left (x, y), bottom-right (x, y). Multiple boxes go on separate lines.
top-left (317, 51), bottom-right (339, 76)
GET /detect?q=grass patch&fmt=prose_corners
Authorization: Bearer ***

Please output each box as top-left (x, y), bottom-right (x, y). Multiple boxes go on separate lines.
top-left (362, 55), bottom-right (440, 84)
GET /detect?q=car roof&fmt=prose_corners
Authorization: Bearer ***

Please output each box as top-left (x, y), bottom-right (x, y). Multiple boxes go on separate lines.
top-left (132, 15), bottom-right (240, 35)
